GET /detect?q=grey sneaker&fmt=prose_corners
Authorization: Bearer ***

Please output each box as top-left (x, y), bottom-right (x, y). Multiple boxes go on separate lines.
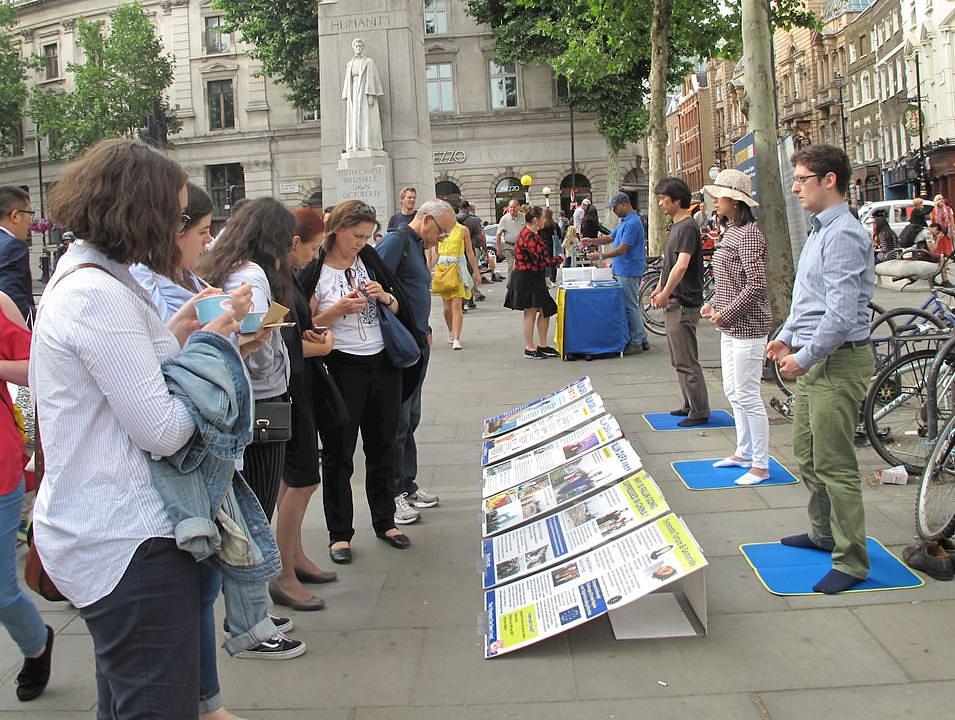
top-left (407, 488), bottom-right (439, 508)
top-left (394, 493), bottom-right (421, 525)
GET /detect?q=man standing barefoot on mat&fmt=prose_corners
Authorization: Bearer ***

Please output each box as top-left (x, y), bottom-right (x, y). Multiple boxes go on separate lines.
top-left (766, 144), bottom-right (875, 594)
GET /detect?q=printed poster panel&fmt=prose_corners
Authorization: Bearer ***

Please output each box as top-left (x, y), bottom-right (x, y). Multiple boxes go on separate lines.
top-left (482, 415), bottom-right (623, 500)
top-left (483, 513), bottom-right (707, 658)
top-left (482, 470), bottom-right (669, 589)
top-left (481, 394), bottom-right (606, 466)
top-left (482, 439), bottom-right (642, 537)
top-left (483, 377), bottom-right (594, 439)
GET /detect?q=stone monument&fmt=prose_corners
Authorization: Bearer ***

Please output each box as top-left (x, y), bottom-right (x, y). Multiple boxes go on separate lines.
top-left (318, 0), bottom-right (435, 221)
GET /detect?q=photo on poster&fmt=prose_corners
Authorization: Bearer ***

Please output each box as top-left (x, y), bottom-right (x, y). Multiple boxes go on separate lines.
top-left (483, 513), bottom-right (707, 658)
top-left (483, 377), bottom-right (594, 438)
top-left (481, 394), bottom-right (606, 466)
top-left (481, 470), bottom-right (670, 588)
top-left (481, 416), bottom-right (624, 499)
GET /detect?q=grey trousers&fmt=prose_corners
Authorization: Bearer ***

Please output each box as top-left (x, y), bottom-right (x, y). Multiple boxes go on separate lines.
top-left (665, 300), bottom-right (710, 419)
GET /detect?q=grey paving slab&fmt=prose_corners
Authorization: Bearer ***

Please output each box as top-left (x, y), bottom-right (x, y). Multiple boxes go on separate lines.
top-left (216, 628), bottom-right (424, 709)
top-left (370, 569), bottom-right (480, 628)
top-left (703, 555), bottom-right (790, 615)
top-left (570, 608), bottom-right (908, 698)
top-left (355, 694), bottom-right (763, 720)
top-left (412, 625), bottom-right (576, 706)
top-left (759, 681), bottom-right (955, 720)
top-left (851, 600), bottom-right (955, 681)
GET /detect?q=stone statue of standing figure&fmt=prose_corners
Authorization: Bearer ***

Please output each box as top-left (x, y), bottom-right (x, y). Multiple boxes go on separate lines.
top-left (342, 38), bottom-right (384, 152)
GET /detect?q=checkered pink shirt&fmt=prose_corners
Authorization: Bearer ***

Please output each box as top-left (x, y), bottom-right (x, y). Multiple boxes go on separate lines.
top-left (710, 222), bottom-right (772, 339)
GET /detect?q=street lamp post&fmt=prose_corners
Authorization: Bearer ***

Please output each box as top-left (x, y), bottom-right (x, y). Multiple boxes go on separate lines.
top-left (521, 174), bottom-right (533, 205)
top-left (914, 54), bottom-right (930, 197)
top-left (542, 187), bottom-right (551, 209)
top-left (833, 73), bottom-right (848, 152)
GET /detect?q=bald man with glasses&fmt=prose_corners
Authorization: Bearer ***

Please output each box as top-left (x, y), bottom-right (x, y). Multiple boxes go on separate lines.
top-left (0, 187), bottom-right (36, 322)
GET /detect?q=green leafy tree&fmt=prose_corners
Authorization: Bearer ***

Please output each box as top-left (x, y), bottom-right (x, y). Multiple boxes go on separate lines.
top-left (212, 0), bottom-right (319, 110)
top-left (0, 4), bottom-right (29, 156)
top-left (28, 1), bottom-right (179, 159)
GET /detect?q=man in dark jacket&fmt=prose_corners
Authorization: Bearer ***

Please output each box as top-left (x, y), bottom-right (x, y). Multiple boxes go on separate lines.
top-left (0, 186), bottom-right (36, 322)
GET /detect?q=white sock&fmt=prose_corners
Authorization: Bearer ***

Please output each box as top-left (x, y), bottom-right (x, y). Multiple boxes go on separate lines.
top-left (734, 471), bottom-right (767, 486)
top-left (713, 457), bottom-right (752, 468)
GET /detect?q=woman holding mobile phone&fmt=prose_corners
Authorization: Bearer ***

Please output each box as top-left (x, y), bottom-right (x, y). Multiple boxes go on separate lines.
top-left (307, 200), bottom-right (419, 565)
top-left (269, 207), bottom-right (338, 611)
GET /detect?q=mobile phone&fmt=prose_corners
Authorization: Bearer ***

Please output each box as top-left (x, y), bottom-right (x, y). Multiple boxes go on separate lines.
top-left (313, 325), bottom-right (329, 335)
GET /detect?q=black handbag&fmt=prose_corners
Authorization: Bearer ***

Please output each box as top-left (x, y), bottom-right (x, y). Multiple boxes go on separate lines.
top-left (253, 400), bottom-right (292, 444)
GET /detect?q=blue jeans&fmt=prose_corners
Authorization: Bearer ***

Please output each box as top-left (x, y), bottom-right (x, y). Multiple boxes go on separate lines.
top-left (0, 479), bottom-right (47, 658)
top-left (617, 275), bottom-right (647, 348)
top-left (391, 346), bottom-right (430, 498)
top-left (198, 562), bottom-right (223, 714)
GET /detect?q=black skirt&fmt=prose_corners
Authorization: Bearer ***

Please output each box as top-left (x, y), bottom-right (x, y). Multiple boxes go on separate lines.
top-left (503, 269), bottom-right (557, 317)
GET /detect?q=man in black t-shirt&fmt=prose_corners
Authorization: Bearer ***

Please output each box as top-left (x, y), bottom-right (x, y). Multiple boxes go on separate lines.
top-left (387, 187), bottom-right (417, 232)
top-left (650, 177), bottom-right (709, 426)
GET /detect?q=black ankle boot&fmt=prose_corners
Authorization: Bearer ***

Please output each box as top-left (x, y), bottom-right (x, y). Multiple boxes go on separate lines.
top-left (16, 625), bottom-right (53, 702)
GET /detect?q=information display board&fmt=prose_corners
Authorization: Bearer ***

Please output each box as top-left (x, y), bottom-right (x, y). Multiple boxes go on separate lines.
top-left (482, 377), bottom-right (594, 439)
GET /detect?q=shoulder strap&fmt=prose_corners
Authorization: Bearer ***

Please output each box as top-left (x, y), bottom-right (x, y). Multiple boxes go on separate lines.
top-left (395, 232), bottom-right (411, 278)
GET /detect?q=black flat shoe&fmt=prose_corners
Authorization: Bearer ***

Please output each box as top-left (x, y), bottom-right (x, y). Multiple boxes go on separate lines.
top-left (329, 546), bottom-right (352, 564)
top-left (376, 531), bottom-right (411, 549)
top-left (16, 625), bottom-right (53, 702)
top-left (669, 408), bottom-right (689, 416)
top-left (295, 569), bottom-right (338, 584)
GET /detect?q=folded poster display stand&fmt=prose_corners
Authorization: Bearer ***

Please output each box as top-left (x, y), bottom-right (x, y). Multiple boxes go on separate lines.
top-left (480, 382), bottom-right (708, 658)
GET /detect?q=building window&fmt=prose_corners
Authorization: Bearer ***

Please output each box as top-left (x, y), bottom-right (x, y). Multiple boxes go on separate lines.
top-left (676, 151), bottom-right (682, 169)
top-left (42, 44), bottom-right (59, 80)
top-left (208, 80), bottom-right (235, 130)
top-left (424, 0), bottom-right (448, 35)
top-left (667, 156), bottom-right (672, 173)
top-left (302, 107), bottom-right (318, 122)
top-left (489, 61), bottom-right (518, 109)
top-left (206, 163), bottom-right (245, 220)
top-left (204, 16), bottom-right (232, 55)
top-left (426, 63), bottom-right (454, 113)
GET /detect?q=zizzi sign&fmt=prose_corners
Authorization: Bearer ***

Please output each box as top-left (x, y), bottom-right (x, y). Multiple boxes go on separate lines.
top-left (433, 150), bottom-right (467, 165)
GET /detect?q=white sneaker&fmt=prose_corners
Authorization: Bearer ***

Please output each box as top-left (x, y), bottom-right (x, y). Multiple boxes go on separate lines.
top-left (452, 339), bottom-right (462, 350)
top-left (394, 493), bottom-right (421, 524)
top-left (407, 488), bottom-right (440, 508)
top-left (447, 333), bottom-right (454, 344)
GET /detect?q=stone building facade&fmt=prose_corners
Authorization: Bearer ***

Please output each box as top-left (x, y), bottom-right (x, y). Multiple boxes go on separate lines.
top-left (676, 68), bottom-right (714, 193)
top-left (2, 0), bottom-right (649, 231)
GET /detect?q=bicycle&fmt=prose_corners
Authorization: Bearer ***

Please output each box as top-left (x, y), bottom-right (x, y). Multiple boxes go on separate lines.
top-left (768, 301), bottom-right (886, 421)
top-left (640, 249), bottom-right (715, 337)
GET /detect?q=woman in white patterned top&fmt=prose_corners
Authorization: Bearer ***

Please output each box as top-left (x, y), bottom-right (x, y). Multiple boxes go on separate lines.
top-left (700, 169), bottom-right (773, 486)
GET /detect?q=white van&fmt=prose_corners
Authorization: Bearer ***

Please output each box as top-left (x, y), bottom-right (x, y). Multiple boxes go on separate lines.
top-left (858, 199), bottom-right (918, 236)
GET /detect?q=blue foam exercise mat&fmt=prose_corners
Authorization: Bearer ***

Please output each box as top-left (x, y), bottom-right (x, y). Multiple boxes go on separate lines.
top-left (642, 409), bottom-right (735, 431)
top-left (671, 456), bottom-right (799, 491)
top-left (740, 537), bottom-right (924, 596)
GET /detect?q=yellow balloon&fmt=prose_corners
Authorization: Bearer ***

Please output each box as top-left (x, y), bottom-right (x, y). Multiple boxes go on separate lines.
top-left (520, 174), bottom-right (533, 187)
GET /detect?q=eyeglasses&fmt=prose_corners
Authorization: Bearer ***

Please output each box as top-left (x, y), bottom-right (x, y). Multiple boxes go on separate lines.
top-left (15, 208), bottom-right (36, 218)
top-left (178, 213), bottom-right (192, 234)
top-left (343, 266), bottom-right (368, 341)
top-left (792, 174), bottom-right (822, 186)
top-left (428, 214), bottom-right (453, 239)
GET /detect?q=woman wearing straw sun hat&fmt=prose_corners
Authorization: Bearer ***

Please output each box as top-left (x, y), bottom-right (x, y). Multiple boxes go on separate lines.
top-left (700, 169), bottom-right (773, 486)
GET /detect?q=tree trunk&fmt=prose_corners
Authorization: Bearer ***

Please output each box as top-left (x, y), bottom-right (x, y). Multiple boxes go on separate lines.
top-left (605, 144), bottom-right (620, 226)
top-left (742, 0), bottom-right (794, 325)
top-left (647, 0), bottom-right (672, 255)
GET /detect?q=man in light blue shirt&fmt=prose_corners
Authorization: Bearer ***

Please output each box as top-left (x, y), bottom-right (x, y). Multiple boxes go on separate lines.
top-left (587, 192), bottom-right (648, 354)
top-left (767, 144), bottom-right (875, 594)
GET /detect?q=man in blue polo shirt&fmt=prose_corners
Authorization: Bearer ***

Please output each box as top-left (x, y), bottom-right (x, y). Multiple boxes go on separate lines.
top-left (377, 199), bottom-right (454, 524)
top-left (587, 192), bottom-right (648, 354)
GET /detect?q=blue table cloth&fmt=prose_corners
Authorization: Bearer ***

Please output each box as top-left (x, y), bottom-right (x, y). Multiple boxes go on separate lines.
top-left (556, 284), bottom-right (630, 358)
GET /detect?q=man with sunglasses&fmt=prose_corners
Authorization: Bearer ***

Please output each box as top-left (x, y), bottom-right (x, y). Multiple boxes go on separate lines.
top-left (376, 199), bottom-right (455, 524)
top-left (0, 187), bottom-right (36, 322)
top-left (767, 144), bottom-right (875, 594)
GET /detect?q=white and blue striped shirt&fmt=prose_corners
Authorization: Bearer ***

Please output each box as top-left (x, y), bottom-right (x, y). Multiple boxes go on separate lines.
top-left (778, 202), bottom-right (874, 370)
top-left (30, 241), bottom-right (194, 607)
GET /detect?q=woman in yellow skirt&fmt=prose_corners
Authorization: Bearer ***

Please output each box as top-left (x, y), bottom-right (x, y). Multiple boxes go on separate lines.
top-left (428, 221), bottom-right (481, 350)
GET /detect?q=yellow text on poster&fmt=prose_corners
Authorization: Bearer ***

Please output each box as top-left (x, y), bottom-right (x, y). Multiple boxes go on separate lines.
top-left (657, 514), bottom-right (707, 572)
top-left (621, 471), bottom-right (669, 521)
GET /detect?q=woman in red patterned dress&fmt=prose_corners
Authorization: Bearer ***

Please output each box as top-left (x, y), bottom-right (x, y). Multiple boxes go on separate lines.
top-left (503, 206), bottom-right (563, 359)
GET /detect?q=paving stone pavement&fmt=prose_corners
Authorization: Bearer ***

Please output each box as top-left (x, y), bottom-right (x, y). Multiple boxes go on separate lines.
top-left (2, 284), bottom-right (954, 719)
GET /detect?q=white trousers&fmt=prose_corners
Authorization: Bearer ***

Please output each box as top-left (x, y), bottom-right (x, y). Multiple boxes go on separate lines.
top-left (720, 333), bottom-right (770, 470)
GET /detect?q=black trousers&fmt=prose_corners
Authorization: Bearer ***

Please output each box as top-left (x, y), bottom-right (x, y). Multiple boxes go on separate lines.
top-left (243, 403), bottom-right (288, 522)
top-left (319, 350), bottom-right (401, 543)
top-left (79, 538), bottom-right (199, 720)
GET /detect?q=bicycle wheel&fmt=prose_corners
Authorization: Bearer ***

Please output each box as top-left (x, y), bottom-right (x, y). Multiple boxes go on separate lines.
top-left (869, 307), bottom-right (946, 374)
top-left (640, 271), bottom-right (665, 336)
top-left (916, 412), bottom-right (955, 539)
top-left (863, 348), bottom-right (955, 472)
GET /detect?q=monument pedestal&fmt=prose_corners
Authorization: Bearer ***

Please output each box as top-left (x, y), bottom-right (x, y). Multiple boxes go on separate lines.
top-left (337, 151), bottom-right (393, 216)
